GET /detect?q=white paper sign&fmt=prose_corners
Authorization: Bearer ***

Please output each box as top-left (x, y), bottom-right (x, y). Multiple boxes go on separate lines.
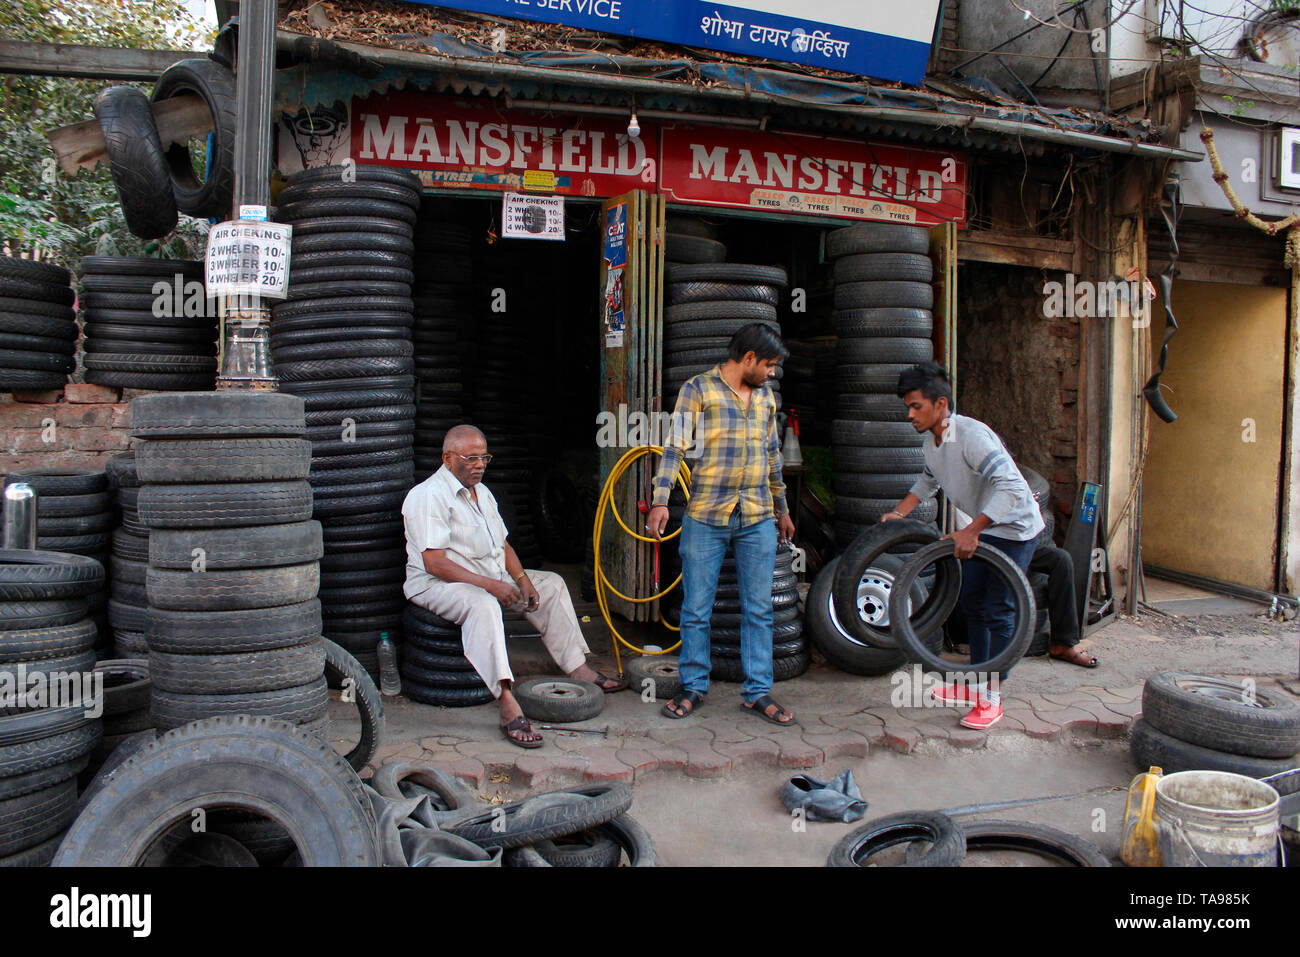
top-left (502, 192), bottom-right (565, 241)
top-left (205, 221), bottom-right (293, 298)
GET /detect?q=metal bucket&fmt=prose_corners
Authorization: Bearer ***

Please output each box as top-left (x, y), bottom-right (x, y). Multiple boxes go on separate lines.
top-left (1155, 770), bottom-right (1280, 867)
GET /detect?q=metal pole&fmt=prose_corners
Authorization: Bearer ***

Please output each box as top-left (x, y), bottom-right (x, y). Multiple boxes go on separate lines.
top-left (3, 484), bottom-right (37, 550)
top-left (218, 0), bottom-right (277, 391)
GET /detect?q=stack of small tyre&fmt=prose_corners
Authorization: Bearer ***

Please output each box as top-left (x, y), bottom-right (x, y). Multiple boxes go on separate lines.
top-left (2, 470), bottom-right (113, 656)
top-left (662, 257), bottom-right (788, 409)
top-left (400, 603), bottom-right (494, 707)
top-left (104, 452), bottom-right (150, 659)
top-left (132, 391), bottom-right (328, 734)
top-left (412, 217), bottom-right (471, 474)
top-left (0, 257), bottom-right (77, 392)
top-left (0, 705), bottom-right (101, 866)
top-left (78, 257), bottom-right (217, 391)
top-left (0, 550), bottom-right (103, 697)
top-left (661, 546), bottom-right (808, 683)
top-left (828, 222), bottom-right (935, 546)
top-left (273, 164), bottom-right (421, 680)
top-left (1130, 671), bottom-right (1300, 777)
top-left (372, 764), bottom-right (657, 866)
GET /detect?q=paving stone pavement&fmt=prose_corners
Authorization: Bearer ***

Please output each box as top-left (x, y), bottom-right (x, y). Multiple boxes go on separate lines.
top-left (351, 618), bottom-right (1299, 792)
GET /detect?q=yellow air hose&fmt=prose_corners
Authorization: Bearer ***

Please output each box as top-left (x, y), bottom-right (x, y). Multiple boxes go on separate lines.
top-left (592, 445), bottom-right (692, 675)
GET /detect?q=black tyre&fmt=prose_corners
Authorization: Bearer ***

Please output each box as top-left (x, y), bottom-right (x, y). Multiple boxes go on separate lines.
top-left (833, 253), bottom-right (933, 284)
top-left (53, 716), bottom-right (377, 866)
top-left (323, 638), bottom-right (384, 771)
top-left (0, 598), bottom-right (89, 630)
top-left (827, 810), bottom-right (964, 867)
top-left (806, 557), bottom-right (912, 676)
top-left (665, 263), bottom-right (787, 287)
top-left (710, 648), bottom-right (809, 682)
top-left (1142, 672), bottom-right (1300, 759)
top-left (149, 640), bottom-right (325, 695)
top-left (0, 779), bottom-right (78, 857)
top-left (890, 539), bottom-right (1033, 673)
top-left (135, 438), bottom-right (312, 483)
top-left (833, 445), bottom-right (925, 475)
top-left (150, 677), bottom-right (329, 730)
top-left (147, 600), bottom-right (321, 654)
top-left (1129, 717), bottom-right (1298, 777)
top-left (826, 223), bottom-right (930, 258)
top-left (150, 59), bottom-right (236, 217)
top-left (92, 86), bottom-right (177, 239)
top-left (624, 655), bottom-right (682, 700)
top-left (138, 480), bottom-right (314, 528)
top-left (0, 550), bottom-right (105, 601)
top-left (832, 521), bottom-right (960, 649)
top-left (130, 391), bottom-right (304, 438)
top-left (145, 562), bottom-right (319, 611)
top-left (834, 337), bottom-right (934, 365)
top-left (0, 618), bottom-right (97, 662)
top-left (514, 677), bottom-right (604, 723)
top-left (149, 521), bottom-right (322, 570)
top-left (446, 784), bottom-right (633, 851)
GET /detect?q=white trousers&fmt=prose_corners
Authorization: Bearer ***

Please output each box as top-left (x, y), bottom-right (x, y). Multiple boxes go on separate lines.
top-left (409, 570), bottom-right (590, 698)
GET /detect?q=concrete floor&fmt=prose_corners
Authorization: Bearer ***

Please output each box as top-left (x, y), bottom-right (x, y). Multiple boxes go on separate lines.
top-left (627, 737), bottom-right (1135, 867)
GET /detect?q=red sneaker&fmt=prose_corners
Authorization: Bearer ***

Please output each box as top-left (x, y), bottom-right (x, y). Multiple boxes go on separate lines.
top-left (960, 699), bottom-right (1004, 730)
top-left (930, 682), bottom-right (980, 706)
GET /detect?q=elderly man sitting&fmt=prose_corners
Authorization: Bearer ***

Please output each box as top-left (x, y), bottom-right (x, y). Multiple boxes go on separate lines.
top-left (401, 424), bottom-right (627, 748)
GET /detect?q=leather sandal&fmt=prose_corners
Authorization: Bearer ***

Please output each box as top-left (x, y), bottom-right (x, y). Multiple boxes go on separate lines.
top-left (742, 693), bottom-right (796, 726)
top-left (501, 715), bottom-right (544, 749)
top-left (590, 672), bottom-right (629, 693)
top-left (662, 690), bottom-right (704, 719)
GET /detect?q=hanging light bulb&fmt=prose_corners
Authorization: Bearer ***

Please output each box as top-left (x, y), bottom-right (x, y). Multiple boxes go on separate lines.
top-left (627, 111), bottom-right (641, 139)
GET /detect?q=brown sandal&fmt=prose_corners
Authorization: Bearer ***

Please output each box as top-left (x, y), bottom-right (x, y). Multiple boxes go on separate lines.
top-left (590, 672), bottom-right (629, 693)
top-left (501, 715), bottom-right (544, 748)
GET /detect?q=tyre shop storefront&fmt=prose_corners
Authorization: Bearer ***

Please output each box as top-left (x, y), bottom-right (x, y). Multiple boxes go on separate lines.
top-left (274, 76), bottom-right (970, 625)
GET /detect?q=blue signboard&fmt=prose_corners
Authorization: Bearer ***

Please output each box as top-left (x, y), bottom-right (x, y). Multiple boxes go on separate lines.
top-left (407, 1), bottom-right (941, 85)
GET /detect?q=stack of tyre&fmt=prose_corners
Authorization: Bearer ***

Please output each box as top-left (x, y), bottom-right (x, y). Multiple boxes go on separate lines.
top-left (0, 705), bottom-right (101, 866)
top-left (104, 452), bottom-right (150, 660)
top-left (828, 222), bottom-right (935, 546)
top-left (2, 470), bottom-right (113, 656)
top-left (273, 165), bottom-right (421, 681)
top-left (781, 338), bottom-right (836, 445)
top-left (400, 603), bottom-right (494, 707)
top-left (1131, 671), bottom-right (1300, 777)
top-left (0, 257), bottom-right (77, 392)
top-left (661, 545), bottom-right (808, 683)
top-left (412, 218), bottom-right (471, 475)
top-left (131, 392), bottom-right (328, 734)
top-left (78, 257), bottom-right (217, 391)
top-left (0, 550), bottom-right (103, 693)
top-left (663, 260), bottom-right (788, 408)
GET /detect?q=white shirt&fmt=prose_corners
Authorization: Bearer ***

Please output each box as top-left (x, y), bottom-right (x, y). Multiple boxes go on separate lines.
top-left (402, 465), bottom-right (511, 601)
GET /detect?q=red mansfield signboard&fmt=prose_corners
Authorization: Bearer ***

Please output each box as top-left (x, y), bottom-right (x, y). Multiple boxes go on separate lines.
top-left (337, 93), bottom-right (966, 225)
top-left (350, 92), bottom-right (655, 197)
top-left (658, 125), bottom-right (966, 226)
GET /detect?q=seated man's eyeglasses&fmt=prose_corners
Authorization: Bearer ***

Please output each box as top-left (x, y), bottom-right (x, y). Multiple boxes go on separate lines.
top-left (450, 452), bottom-right (493, 465)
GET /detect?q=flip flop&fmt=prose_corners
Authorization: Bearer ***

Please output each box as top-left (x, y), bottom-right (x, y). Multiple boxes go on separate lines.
top-left (742, 693), bottom-right (796, 726)
top-left (501, 715), bottom-right (544, 749)
top-left (1049, 646), bottom-right (1099, 668)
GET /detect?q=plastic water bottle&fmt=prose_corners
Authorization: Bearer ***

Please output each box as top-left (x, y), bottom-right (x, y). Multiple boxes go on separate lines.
top-left (377, 632), bottom-right (401, 696)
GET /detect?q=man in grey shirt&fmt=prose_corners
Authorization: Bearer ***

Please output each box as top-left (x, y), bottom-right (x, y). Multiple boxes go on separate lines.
top-left (882, 362), bottom-right (1043, 730)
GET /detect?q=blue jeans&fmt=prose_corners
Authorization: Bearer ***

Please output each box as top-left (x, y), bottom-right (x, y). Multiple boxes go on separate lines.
top-left (959, 533), bottom-right (1037, 681)
top-left (678, 511), bottom-right (777, 701)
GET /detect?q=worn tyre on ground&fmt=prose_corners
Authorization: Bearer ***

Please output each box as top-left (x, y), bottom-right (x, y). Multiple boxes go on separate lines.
top-left (1141, 671), bottom-right (1300, 760)
top-left (53, 715), bottom-right (378, 866)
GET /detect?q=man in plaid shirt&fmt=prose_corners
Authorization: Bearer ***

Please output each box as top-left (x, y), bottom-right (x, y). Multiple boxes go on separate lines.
top-left (646, 323), bottom-right (797, 725)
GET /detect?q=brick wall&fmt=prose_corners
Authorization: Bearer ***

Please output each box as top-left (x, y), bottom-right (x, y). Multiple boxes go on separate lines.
top-left (0, 384), bottom-right (131, 476)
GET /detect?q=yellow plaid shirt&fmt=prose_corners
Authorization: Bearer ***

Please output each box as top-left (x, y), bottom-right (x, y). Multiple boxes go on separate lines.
top-left (652, 364), bottom-right (788, 527)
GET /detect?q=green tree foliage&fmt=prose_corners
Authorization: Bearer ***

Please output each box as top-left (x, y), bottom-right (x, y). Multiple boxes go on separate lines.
top-left (0, 0), bottom-right (216, 264)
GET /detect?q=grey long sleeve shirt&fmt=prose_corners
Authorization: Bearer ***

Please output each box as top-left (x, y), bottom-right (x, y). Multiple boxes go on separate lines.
top-left (908, 413), bottom-right (1045, 543)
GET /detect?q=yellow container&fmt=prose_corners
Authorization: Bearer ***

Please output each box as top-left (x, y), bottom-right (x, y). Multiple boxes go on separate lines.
top-left (1121, 766), bottom-right (1164, 867)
